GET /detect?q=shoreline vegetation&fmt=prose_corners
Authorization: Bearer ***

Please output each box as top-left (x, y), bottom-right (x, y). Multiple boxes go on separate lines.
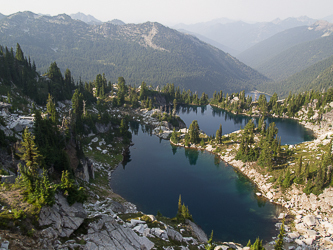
top-left (1, 43), bottom-right (333, 248)
top-left (150, 97), bottom-right (333, 249)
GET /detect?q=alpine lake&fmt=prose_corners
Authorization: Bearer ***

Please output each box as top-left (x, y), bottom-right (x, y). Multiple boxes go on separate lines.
top-left (110, 104), bottom-right (315, 245)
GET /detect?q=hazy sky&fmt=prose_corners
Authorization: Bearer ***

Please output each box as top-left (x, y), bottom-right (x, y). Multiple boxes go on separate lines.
top-left (1, 0), bottom-right (333, 25)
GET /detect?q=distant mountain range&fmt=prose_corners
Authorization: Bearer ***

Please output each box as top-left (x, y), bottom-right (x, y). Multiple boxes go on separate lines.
top-left (238, 21), bottom-right (333, 81)
top-left (173, 16), bottom-right (317, 55)
top-left (0, 11), bottom-right (268, 95)
top-left (70, 12), bottom-right (102, 25)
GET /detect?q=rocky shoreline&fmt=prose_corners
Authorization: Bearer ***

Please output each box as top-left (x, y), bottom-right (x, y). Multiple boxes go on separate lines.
top-left (155, 106), bottom-right (333, 249)
top-left (1, 104), bottom-right (332, 249)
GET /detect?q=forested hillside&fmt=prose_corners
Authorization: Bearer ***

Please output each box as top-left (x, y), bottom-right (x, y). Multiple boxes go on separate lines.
top-left (237, 25), bottom-right (326, 68)
top-left (0, 43), bottom-right (76, 104)
top-left (257, 55), bottom-right (333, 98)
top-left (256, 34), bottom-right (333, 81)
top-left (0, 11), bottom-right (268, 95)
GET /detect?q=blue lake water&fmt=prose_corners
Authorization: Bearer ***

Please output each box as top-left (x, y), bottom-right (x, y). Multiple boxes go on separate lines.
top-left (110, 106), bottom-right (314, 245)
top-left (177, 105), bottom-right (314, 145)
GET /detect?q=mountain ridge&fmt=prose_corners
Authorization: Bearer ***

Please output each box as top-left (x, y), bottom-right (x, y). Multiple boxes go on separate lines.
top-left (70, 12), bottom-right (102, 25)
top-left (0, 11), bottom-right (268, 95)
top-left (237, 21), bottom-right (333, 68)
top-left (173, 16), bottom-right (317, 54)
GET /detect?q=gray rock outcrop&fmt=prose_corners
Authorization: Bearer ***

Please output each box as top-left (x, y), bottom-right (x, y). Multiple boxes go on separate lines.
top-left (186, 219), bottom-right (208, 243)
top-left (83, 215), bottom-right (154, 250)
top-left (39, 193), bottom-right (87, 238)
top-left (95, 122), bottom-right (112, 133)
top-left (75, 157), bottom-right (94, 182)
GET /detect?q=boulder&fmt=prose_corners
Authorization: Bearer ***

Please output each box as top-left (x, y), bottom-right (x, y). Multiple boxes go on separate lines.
top-left (166, 227), bottom-right (183, 242)
top-left (288, 232), bottom-right (300, 239)
top-left (110, 201), bottom-right (126, 213)
top-left (295, 239), bottom-right (304, 246)
top-left (295, 223), bottom-right (308, 234)
top-left (266, 191), bottom-right (273, 200)
top-left (1, 240), bottom-right (9, 250)
top-left (130, 219), bottom-right (146, 228)
top-left (278, 213), bottom-right (285, 219)
top-left (95, 122), bottom-right (112, 133)
top-left (303, 238), bottom-right (314, 245)
top-left (303, 215), bottom-right (316, 227)
top-left (39, 193), bottom-right (87, 238)
top-left (0, 175), bottom-right (16, 184)
top-left (150, 227), bottom-right (168, 239)
top-left (186, 219), bottom-right (208, 243)
top-left (214, 246), bottom-right (229, 250)
top-left (146, 215), bottom-right (156, 221)
top-left (133, 224), bottom-right (148, 234)
top-left (40, 227), bottom-right (59, 239)
top-left (305, 229), bottom-right (318, 239)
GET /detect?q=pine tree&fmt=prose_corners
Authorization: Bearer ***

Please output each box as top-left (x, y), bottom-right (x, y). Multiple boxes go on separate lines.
top-left (274, 219), bottom-right (285, 250)
top-left (276, 171), bottom-right (284, 186)
top-left (282, 168), bottom-right (291, 188)
top-left (46, 94), bottom-right (58, 123)
top-left (258, 140), bottom-right (272, 169)
top-left (205, 231), bottom-right (214, 250)
top-left (294, 156), bottom-right (303, 184)
top-left (173, 99), bottom-right (177, 117)
top-left (15, 43), bottom-right (24, 61)
top-left (18, 127), bottom-right (42, 177)
top-left (250, 237), bottom-right (265, 250)
top-left (200, 138), bottom-right (205, 148)
top-left (178, 194), bottom-right (182, 216)
top-left (216, 124), bottom-right (222, 144)
top-left (189, 120), bottom-right (200, 144)
top-left (313, 167), bottom-right (324, 194)
top-left (72, 89), bottom-right (84, 116)
top-left (171, 128), bottom-right (178, 144)
top-left (303, 179), bottom-right (312, 194)
top-left (304, 162), bottom-right (310, 181)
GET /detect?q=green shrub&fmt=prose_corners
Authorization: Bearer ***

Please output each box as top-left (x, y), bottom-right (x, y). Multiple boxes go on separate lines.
top-left (141, 215), bottom-right (153, 223)
top-left (0, 169), bottom-right (9, 175)
top-left (59, 170), bottom-right (88, 205)
top-left (13, 209), bottom-right (26, 220)
top-left (27, 228), bottom-right (35, 237)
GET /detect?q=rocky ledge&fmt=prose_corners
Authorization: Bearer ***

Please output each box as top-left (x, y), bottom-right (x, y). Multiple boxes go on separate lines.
top-left (32, 192), bottom-right (214, 250)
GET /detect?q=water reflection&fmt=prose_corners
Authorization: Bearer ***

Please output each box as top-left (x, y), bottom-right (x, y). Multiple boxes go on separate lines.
top-left (214, 156), bottom-right (221, 167)
top-left (129, 121), bottom-right (140, 135)
top-left (121, 148), bottom-right (131, 169)
top-left (184, 148), bottom-right (199, 165)
top-left (111, 123), bottom-right (281, 244)
top-left (171, 145), bottom-right (178, 155)
top-left (177, 105), bottom-right (314, 144)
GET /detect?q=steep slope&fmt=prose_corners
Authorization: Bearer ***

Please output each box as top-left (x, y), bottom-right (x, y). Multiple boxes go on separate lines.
top-left (257, 55), bottom-right (333, 98)
top-left (177, 29), bottom-right (238, 56)
top-left (237, 24), bottom-right (327, 68)
top-left (256, 33), bottom-right (333, 81)
top-left (0, 11), bottom-right (268, 95)
top-left (173, 16), bottom-right (316, 53)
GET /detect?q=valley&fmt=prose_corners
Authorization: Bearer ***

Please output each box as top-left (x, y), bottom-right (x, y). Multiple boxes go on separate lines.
top-left (0, 9), bottom-right (333, 250)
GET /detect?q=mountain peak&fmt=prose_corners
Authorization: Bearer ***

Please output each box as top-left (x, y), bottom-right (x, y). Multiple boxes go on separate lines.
top-left (70, 12), bottom-right (102, 25)
top-left (107, 19), bottom-right (125, 25)
top-left (311, 20), bottom-right (333, 35)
